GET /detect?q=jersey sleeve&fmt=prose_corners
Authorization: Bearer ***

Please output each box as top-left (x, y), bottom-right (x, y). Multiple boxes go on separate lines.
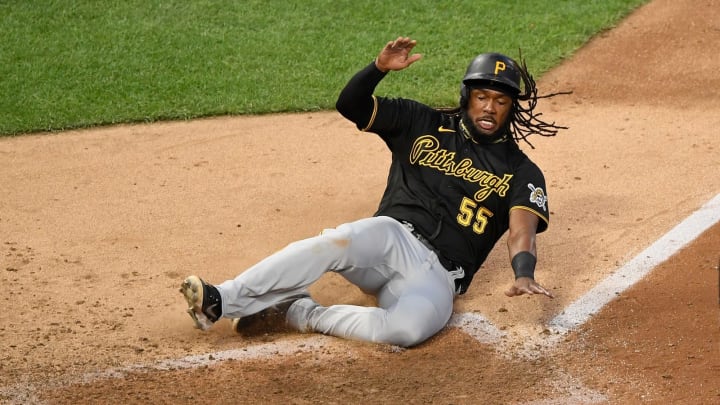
top-left (509, 159), bottom-right (549, 233)
top-left (362, 97), bottom-right (437, 149)
top-left (335, 61), bottom-right (436, 150)
top-left (335, 61), bottom-right (388, 130)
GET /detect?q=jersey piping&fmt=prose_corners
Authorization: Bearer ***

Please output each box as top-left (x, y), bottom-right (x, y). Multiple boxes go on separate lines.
top-left (510, 205), bottom-right (549, 230)
top-left (361, 95), bottom-right (380, 132)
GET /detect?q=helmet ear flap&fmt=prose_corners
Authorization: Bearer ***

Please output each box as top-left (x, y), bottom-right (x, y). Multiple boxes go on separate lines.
top-left (459, 84), bottom-right (469, 108)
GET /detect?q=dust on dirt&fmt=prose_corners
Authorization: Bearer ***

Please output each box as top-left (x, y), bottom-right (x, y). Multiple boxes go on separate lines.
top-left (2, 0), bottom-right (719, 403)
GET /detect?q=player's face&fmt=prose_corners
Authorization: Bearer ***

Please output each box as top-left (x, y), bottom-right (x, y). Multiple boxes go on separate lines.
top-left (466, 88), bottom-right (513, 136)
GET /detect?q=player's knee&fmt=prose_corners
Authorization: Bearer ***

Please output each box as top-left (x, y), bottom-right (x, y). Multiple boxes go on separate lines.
top-left (379, 297), bottom-right (451, 347)
top-left (382, 328), bottom-right (432, 348)
top-left (380, 315), bottom-right (445, 347)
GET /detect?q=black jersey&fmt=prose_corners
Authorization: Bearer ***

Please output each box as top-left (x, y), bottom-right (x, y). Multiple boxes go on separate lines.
top-left (336, 62), bottom-right (549, 293)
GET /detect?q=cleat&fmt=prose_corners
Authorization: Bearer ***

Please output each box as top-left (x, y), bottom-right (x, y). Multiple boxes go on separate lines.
top-left (179, 276), bottom-right (222, 331)
top-left (232, 293), bottom-right (310, 336)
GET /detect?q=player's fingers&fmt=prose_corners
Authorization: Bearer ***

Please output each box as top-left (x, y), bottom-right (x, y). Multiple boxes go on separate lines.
top-left (531, 284), bottom-right (554, 299)
top-left (406, 53), bottom-right (423, 64)
top-left (391, 37), bottom-right (409, 49)
top-left (536, 289), bottom-right (553, 298)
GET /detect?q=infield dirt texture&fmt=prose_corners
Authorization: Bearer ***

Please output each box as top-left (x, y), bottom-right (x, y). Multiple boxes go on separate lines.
top-left (1, 0), bottom-right (719, 403)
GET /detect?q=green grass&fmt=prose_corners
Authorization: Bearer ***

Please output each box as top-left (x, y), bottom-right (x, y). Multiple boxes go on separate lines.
top-left (0, 0), bottom-right (648, 136)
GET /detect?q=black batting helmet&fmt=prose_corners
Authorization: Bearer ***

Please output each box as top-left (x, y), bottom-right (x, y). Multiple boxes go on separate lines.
top-left (459, 53), bottom-right (522, 107)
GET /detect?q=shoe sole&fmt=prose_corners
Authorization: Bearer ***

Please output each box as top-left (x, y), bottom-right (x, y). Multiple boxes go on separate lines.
top-left (179, 276), bottom-right (214, 331)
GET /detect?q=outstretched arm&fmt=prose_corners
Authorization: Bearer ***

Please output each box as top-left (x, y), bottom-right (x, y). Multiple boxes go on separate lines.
top-left (504, 208), bottom-right (554, 298)
top-left (336, 36), bottom-right (422, 128)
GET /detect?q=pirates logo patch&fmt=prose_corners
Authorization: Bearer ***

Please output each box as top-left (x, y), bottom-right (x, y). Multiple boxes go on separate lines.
top-left (527, 183), bottom-right (547, 211)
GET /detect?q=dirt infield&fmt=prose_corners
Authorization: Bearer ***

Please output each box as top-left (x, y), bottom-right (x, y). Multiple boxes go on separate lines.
top-left (2, 0), bottom-right (719, 403)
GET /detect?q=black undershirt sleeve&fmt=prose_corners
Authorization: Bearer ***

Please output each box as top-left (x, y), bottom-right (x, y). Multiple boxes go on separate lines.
top-left (335, 61), bottom-right (388, 129)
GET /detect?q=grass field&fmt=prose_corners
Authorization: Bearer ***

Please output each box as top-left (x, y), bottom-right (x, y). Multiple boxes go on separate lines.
top-left (0, 0), bottom-right (647, 135)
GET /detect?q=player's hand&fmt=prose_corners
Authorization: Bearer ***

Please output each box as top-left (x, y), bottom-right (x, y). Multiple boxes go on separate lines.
top-left (505, 277), bottom-right (554, 298)
top-left (375, 37), bottom-right (422, 72)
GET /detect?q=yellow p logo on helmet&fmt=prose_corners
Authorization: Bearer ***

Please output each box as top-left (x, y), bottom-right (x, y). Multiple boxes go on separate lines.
top-left (460, 52), bottom-right (522, 106)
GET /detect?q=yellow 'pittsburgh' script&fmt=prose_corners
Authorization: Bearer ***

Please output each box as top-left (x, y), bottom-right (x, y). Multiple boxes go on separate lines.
top-left (410, 135), bottom-right (512, 202)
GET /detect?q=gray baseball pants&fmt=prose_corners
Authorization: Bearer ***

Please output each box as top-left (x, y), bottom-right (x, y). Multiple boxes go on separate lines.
top-left (215, 216), bottom-right (457, 347)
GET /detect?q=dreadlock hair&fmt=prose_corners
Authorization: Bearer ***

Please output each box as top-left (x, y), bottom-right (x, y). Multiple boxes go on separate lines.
top-left (510, 53), bottom-right (571, 148)
top-left (438, 50), bottom-right (571, 148)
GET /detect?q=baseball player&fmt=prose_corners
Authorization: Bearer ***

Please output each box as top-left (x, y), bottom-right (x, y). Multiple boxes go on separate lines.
top-left (180, 37), bottom-right (565, 347)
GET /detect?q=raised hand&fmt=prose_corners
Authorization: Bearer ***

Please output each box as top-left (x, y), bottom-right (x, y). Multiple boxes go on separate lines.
top-left (375, 36), bottom-right (423, 72)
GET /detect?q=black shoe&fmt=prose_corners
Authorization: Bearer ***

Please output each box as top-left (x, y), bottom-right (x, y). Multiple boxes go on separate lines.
top-left (232, 294), bottom-right (310, 335)
top-left (179, 276), bottom-right (222, 330)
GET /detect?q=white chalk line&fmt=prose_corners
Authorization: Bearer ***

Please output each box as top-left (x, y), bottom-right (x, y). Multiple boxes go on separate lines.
top-left (4, 193), bottom-right (718, 404)
top-left (446, 192), bottom-right (720, 404)
top-left (449, 193), bottom-right (720, 355)
top-left (548, 192), bottom-right (720, 336)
